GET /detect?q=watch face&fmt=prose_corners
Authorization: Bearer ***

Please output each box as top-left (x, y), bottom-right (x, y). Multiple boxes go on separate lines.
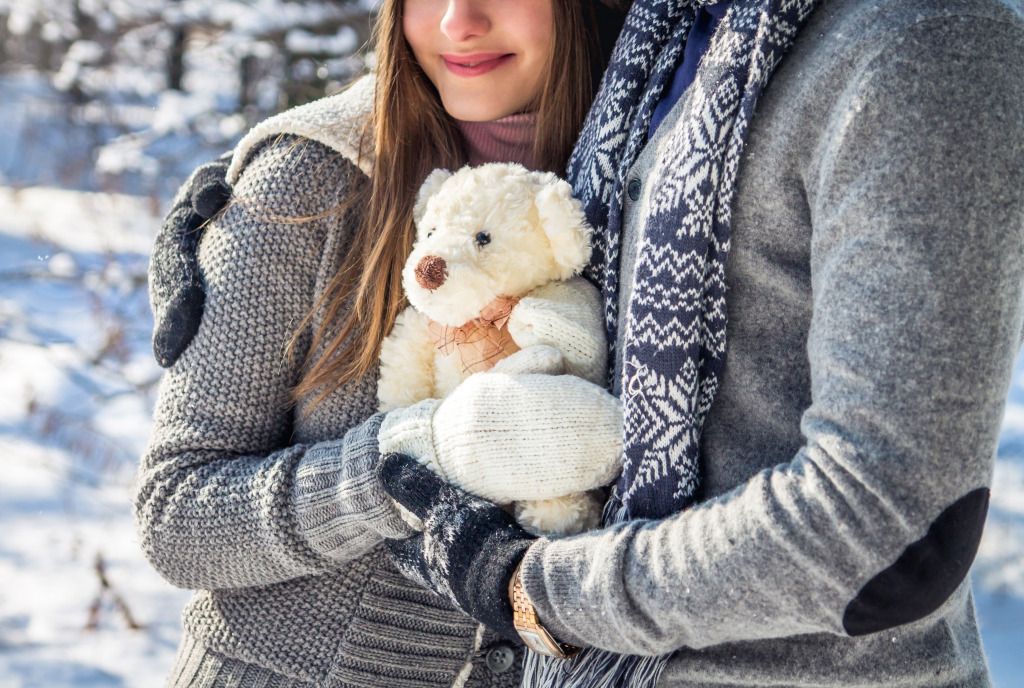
top-left (520, 630), bottom-right (557, 657)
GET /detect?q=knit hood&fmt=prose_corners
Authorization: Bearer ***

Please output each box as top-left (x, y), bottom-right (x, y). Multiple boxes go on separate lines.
top-left (227, 74), bottom-right (376, 185)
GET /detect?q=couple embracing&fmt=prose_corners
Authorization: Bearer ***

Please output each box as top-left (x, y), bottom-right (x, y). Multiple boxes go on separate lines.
top-left (138, 0), bottom-right (1024, 686)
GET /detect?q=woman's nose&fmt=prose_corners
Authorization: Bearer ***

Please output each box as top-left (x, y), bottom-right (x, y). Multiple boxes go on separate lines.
top-left (440, 0), bottom-right (490, 43)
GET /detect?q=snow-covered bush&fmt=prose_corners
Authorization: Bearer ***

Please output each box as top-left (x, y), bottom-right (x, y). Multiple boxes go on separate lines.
top-left (1, 0), bottom-right (375, 198)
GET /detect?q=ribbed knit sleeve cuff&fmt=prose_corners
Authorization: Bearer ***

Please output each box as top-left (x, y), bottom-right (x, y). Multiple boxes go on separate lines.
top-left (293, 413), bottom-right (416, 560)
top-left (519, 538), bottom-right (589, 648)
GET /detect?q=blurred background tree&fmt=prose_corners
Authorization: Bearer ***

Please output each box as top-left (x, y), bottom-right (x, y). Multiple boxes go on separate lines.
top-left (0, 0), bottom-right (376, 198)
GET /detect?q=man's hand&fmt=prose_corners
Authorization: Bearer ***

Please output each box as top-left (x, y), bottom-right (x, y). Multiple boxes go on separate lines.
top-left (377, 452), bottom-right (536, 642)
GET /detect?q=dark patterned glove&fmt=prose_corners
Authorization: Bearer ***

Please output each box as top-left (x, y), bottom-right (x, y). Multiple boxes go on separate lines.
top-left (150, 152), bottom-right (232, 367)
top-left (377, 452), bottom-right (537, 642)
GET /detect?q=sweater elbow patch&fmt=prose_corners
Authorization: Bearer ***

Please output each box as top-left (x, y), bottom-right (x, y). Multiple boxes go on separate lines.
top-left (842, 488), bottom-right (989, 637)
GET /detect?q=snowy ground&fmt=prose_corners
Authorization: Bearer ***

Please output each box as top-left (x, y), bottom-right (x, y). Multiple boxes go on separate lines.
top-left (0, 187), bottom-right (189, 688)
top-left (1, 185), bottom-right (1023, 686)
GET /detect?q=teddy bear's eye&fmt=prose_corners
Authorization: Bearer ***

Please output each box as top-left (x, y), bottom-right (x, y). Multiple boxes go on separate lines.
top-left (475, 231), bottom-right (491, 247)
top-left (427, 231), bottom-right (433, 238)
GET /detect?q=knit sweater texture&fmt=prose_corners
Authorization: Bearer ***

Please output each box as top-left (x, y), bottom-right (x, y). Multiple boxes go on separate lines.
top-left (456, 114), bottom-right (537, 168)
top-left (139, 0), bottom-right (1024, 684)
top-left (138, 92), bottom-right (526, 684)
top-left (521, 0), bottom-right (1024, 686)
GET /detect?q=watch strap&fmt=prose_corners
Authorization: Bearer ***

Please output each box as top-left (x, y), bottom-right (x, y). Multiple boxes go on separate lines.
top-left (509, 559), bottom-right (581, 660)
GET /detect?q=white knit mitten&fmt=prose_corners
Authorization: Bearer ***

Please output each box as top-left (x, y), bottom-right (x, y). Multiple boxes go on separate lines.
top-left (507, 276), bottom-right (607, 386)
top-left (487, 344), bottom-right (565, 376)
top-left (377, 372), bottom-right (623, 505)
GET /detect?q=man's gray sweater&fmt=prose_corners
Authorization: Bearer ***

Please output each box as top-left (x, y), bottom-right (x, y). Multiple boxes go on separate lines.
top-left (520, 0), bottom-right (1024, 686)
top-left (137, 0), bottom-right (1024, 686)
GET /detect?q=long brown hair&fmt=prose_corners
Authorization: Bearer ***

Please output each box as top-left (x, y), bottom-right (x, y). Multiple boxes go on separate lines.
top-left (292, 0), bottom-right (605, 410)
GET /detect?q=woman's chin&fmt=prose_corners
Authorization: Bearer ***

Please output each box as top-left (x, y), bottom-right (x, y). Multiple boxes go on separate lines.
top-left (437, 92), bottom-right (525, 123)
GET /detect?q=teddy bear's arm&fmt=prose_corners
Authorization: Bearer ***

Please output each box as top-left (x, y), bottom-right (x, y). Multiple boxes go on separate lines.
top-left (507, 276), bottom-right (608, 386)
top-left (377, 307), bottom-right (438, 411)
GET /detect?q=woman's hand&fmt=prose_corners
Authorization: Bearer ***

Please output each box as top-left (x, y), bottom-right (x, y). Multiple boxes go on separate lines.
top-left (377, 368), bottom-right (623, 505)
top-left (150, 152), bottom-right (232, 368)
top-left (377, 452), bottom-right (536, 642)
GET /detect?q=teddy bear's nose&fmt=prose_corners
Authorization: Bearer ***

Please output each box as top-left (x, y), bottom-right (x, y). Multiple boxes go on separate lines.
top-left (415, 255), bottom-right (447, 290)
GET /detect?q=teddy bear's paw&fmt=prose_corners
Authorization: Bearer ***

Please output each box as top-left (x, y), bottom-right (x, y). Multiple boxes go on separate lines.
top-left (506, 308), bottom-right (542, 349)
top-left (515, 492), bottom-right (603, 537)
top-left (378, 308), bottom-right (437, 410)
top-left (487, 345), bottom-right (565, 376)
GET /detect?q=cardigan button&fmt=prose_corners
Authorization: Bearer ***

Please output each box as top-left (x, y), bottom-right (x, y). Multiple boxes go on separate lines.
top-left (485, 642), bottom-right (516, 674)
top-left (627, 177), bottom-right (641, 201)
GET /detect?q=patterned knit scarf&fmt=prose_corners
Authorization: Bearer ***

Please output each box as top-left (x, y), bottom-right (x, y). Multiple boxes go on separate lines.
top-left (523, 0), bottom-right (821, 685)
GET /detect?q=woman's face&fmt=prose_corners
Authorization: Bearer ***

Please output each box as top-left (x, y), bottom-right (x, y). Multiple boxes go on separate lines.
top-left (403, 0), bottom-right (556, 122)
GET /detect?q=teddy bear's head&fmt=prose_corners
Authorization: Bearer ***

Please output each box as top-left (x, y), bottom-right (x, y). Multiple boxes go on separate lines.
top-left (404, 163), bottom-right (592, 326)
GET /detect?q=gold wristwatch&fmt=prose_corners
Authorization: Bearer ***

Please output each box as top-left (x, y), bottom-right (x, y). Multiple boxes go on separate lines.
top-left (508, 559), bottom-right (581, 659)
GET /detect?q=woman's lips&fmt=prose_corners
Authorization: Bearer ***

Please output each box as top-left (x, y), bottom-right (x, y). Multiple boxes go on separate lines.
top-left (441, 53), bottom-right (514, 77)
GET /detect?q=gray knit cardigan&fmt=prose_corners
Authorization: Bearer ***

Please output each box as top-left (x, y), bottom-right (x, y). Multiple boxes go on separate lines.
top-left (136, 79), bottom-right (523, 687)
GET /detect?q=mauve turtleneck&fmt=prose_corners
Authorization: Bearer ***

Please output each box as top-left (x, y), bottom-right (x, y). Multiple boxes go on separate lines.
top-left (456, 113), bottom-right (537, 169)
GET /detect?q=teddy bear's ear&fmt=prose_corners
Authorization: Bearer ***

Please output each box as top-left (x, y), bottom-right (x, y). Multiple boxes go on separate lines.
top-left (533, 176), bottom-right (593, 279)
top-left (414, 168), bottom-right (454, 227)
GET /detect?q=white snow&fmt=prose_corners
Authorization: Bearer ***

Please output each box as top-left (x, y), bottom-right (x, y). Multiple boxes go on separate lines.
top-left (1, 185), bottom-right (1023, 686)
top-left (0, 186), bottom-right (188, 688)
top-left (286, 26), bottom-right (360, 56)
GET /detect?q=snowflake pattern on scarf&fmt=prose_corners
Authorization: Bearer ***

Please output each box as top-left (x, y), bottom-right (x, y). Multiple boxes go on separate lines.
top-left (523, 0), bottom-right (822, 686)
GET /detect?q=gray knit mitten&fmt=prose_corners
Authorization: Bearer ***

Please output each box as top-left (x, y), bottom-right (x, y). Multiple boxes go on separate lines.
top-left (377, 452), bottom-right (536, 643)
top-left (150, 152), bottom-right (232, 367)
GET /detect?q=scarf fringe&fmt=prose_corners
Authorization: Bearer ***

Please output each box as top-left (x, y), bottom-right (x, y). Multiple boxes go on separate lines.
top-left (521, 494), bottom-right (672, 687)
top-left (522, 649), bottom-right (669, 688)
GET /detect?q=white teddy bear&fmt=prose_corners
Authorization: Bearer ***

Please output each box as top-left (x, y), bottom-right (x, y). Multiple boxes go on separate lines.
top-left (377, 163), bottom-right (621, 536)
